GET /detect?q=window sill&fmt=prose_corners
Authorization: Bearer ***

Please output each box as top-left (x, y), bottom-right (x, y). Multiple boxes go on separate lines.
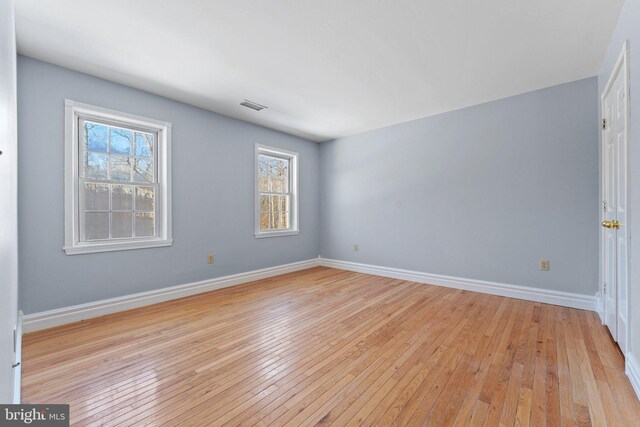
top-left (254, 230), bottom-right (300, 239)
top-left (64, 238), bottom-right (173, 255)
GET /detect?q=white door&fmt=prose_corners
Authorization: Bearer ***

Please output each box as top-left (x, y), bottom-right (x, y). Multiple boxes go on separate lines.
top-left (601, 42), bottom-right (629, 354)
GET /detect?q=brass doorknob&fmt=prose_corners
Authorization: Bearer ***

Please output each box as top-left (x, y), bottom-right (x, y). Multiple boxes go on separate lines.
top-left (602, 220), bottom-right (620, 229)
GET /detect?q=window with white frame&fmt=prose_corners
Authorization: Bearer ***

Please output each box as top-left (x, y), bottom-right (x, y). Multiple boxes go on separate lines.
top-left (255, 144), bottom-right (298, 237)
top-left (64, 100), bottom-right (172, 254)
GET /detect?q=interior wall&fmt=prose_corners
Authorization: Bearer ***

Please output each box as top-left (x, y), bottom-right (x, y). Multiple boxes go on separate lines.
top-left (320, 77), bottom-right (599, 296)
top-left (0, 0), bottom-right (19, 403)
top-left (17, 56), bottom-right (320, 315)
top-left (17, 51), bottom-right (604, 317)
top-left (598, 0), bottom-right (640, 362)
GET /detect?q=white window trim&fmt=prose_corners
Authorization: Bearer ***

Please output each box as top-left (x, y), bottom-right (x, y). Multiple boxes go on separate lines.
top-left (254, 143), bottom-right (299, 238)
top-left (64, 100), bottom-right (173, 255)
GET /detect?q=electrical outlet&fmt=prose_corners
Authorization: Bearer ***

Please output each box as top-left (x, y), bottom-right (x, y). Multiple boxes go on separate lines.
top-left (354, 244), bottom-right (359, 252)
top-left (540, 260), bottom-right (549, 271)
top-left (208, 254), bottom-right (215, 264)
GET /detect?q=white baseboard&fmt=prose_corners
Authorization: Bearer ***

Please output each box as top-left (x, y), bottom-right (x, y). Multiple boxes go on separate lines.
top-left (319, 258), bottom-right (595, 311)
top-left (23, 258), bottom-right (320, 332)
top-left (595, 291), bottom-right (603, 322)
top-left (21, 257), bottom-right (597, 332)
top-left (626, 353), bottom-right (640, 401)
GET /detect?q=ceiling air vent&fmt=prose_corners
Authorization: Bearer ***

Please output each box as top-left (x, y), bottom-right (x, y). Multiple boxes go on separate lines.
top-left (240, 100), bottom-right (267, 111)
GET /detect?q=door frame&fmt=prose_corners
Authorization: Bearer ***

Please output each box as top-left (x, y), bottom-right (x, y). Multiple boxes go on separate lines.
top-left (600, 39), bottom-right (630, 354)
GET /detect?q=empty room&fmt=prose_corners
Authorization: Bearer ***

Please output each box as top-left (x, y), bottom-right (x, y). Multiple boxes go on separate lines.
top-left (2, 0), bottom-right (640, 425)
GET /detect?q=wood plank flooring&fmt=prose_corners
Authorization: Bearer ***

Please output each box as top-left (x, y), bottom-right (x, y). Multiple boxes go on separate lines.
top-left (21, 267), bottom-right (640, 426)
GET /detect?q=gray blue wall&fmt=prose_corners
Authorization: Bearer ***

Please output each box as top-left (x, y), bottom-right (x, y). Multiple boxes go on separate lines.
top-left (599, 0), bottom-right (640, 360)
top-left (17, 56), bottom-right (320, 314)
top-left (18, 56), bottom-right (601, 315)
top-left (320, 77), bottom-right (599, 295)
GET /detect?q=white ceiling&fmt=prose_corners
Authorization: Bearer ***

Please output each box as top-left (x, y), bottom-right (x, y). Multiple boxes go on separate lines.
top-left (15, 0), bottom-right (624, 142)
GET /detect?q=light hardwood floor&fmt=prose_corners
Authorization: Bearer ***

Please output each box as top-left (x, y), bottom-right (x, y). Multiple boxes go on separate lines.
top-left (22, 267), bottom-right (640, 426)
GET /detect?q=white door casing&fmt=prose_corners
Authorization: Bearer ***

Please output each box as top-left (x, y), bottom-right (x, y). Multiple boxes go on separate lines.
top-left (601, 40), bottom-right (630, 355)
top-left (0, 0), bottom-right (19, 404)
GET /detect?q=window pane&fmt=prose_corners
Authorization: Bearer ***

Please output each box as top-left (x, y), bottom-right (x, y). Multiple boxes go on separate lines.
top-left (258, 156), bottom-right (269, 192)
top-left (260, 212), bottom-right (270, 230)
top-left (84, 183), bottom-right (109, 210)
top-left (85, 212), bottom-right (109, 240)
top-left (134, 158), bottom-right (153, 182)
top-left (112, 185), bottom-right (133, 210)
top-left (135, 213), bottom-right (155, 237)
top-left (110, 128), bottom-right (132, 155)
top-left (135, 186), bottom-right (155, 212)
top-left (111, 212), bottom-right (132, 238)
top-left (276, 194), bottom-right (288, 212)
top-left (85, 152), bottom-right (108, 179)
top-left (259, 194), bottom-right (288, 216)
top-left (135, 132), bottom-right (153, 157)
top-left (271, 176), bottom-right (288, 193)
top-left (267, 194), bottom-right (276, 212)
top-left (270, 158), bottom-right (288, 193)
top-left (110, 155), bottom-right (132, 181)
top-left (259, 194), bottom-right (270, 214)
top-left (84, 122), bottom-right (108, 153)
top-left (269, 157), bottom-right (279, 176)
top-left (258, 176), bottom-right (269, 192)
top-left (263, 194), bottom-right (287, 212)
top-left (258, 156), bottom-right (269, 176)
top-left (272, 158), bottom-right (288, 177)
top-left (258, 155), bottom-right (289, 193)
top-left (273, 212), bottom-right (288, 229)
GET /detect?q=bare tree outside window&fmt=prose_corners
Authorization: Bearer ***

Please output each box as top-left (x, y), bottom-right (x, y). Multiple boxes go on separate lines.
top-left (81, 120), bottom-right (157, 241)
top-left (255, 145), bottom-right (298, 238)
top-left (258, 154), bottom-right (290, 230)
